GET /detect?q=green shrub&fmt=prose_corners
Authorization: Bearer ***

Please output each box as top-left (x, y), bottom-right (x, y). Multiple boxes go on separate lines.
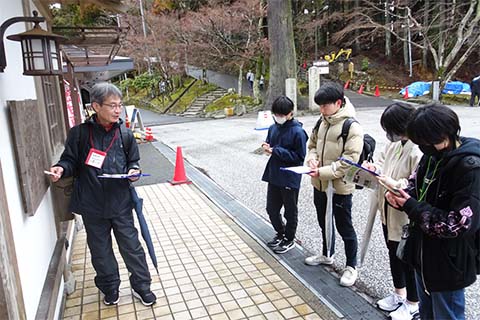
top-left (361, 57), bottom-right (369, 71)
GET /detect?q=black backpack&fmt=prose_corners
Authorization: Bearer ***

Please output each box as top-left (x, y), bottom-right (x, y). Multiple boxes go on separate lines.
top-left (312, 117), bottom-right (376, 188)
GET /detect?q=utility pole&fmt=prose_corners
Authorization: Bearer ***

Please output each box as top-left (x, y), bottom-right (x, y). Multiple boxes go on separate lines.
top-left (139, 0), bottom-right (152, 74)
top-left (407, 7), bottom-right (412, 77)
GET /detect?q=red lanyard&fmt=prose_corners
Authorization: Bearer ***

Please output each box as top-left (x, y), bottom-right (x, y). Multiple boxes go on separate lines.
top-left (89, 126), bottom-right (119, 153)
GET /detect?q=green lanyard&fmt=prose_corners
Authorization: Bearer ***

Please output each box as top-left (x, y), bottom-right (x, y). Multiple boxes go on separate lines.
top-left (418, 156), bottom-right (442, 202)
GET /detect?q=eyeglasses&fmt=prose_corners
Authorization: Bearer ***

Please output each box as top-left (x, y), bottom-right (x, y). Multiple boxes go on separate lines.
top-left (102, 103), bottom-right (124, 110)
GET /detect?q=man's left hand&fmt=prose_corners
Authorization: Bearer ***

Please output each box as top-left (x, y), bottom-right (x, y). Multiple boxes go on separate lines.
top-left (128, 169), bottom-right (141, 182)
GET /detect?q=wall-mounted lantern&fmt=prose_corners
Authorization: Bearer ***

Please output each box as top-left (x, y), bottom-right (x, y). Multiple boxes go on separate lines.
top-left (0, 11), bottom-right (65, 76)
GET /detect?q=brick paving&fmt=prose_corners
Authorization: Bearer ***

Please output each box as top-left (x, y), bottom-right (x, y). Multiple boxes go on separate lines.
top-left (63, 183), bottom-right (332, 320)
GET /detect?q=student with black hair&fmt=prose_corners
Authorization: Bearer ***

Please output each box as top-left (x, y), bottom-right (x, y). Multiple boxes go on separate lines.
top-left (304, 82), bottom-right (364, 287)
top-left (363, 103), bottom-right (422, 320)
top-left (261, 96), bottom-right (308, 254)
top-left (385, 103), bottom-right (480, 320)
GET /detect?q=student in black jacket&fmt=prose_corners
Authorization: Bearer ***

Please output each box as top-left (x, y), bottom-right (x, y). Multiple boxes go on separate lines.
top-left (385, 103), bottom-right (480, 320)
top-left (261, 96), bottom-right (308, 254)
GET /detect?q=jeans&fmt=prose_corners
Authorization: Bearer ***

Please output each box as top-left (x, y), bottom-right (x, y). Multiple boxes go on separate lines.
top-left (415, 272), bottom-right (465, 320)
top-left (382, 224), bottom-right (418, 302)
top-left (266, 184), bottom-right (299, 241)
top-left (313, 188), bottom-right (357, 267)
top-left (82, 210), bottom-right (152, 294)
top-left (470, 90), bottom-right (479, 107)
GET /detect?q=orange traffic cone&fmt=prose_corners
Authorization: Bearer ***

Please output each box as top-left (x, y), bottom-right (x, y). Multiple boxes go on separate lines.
top-left (357, 84), bottom-right (364, 94)
top-left (374, 85), bottom-right (380, 97)
top-left (145, 127), bottom-right (154, 142)
top-left (125, 112), bottom-right (130, 128)
top-left (344, 80), bottom-right (350, 89)
top-left (403, 87), bottom-right (409, 99)
top-left (169, 146), bottom-right (191, 185)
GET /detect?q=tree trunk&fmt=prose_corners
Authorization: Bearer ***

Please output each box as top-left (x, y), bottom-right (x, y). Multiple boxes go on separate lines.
top-left (354, 0), bottom-right (361, 52)
top-left (403, 26), bottom-right (408, 67)
top-left (254, 56), bottom-right (264, 104)
top-left (385, 0), bottom-right (391, 59)
top-left (238, 64), bottom-right (244, 96)
top-left (422, 0), bottom-right (430, 66)
top-left (265, 0), bottom-right (297, 109)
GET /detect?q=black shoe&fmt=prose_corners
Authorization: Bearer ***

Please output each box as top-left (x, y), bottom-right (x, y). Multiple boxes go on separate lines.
top-left (133, 289), bottom-right (156, 306)
top-left (103, 290), bottom-right (119, 306)
top-left (267, 235), bottom-right (284, 248)
top-left (273, 239), bottom-right (295, 254)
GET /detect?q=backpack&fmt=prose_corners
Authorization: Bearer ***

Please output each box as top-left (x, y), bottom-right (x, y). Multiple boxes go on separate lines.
top-left (312, 117), bottom-right (376, 188)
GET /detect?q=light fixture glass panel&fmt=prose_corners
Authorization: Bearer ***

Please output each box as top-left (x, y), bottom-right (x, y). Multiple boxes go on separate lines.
top-left (31, 39), bottom-right (45, 70)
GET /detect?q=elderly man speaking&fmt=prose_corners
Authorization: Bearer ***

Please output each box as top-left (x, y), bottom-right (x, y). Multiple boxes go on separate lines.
top-left (47, 83), bottom-right (156, 307)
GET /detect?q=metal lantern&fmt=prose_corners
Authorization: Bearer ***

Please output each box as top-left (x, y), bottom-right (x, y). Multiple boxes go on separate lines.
top-left (7, 22), bottom-right (65, 76)
top-left (0, 11), bottom-right (65, 76)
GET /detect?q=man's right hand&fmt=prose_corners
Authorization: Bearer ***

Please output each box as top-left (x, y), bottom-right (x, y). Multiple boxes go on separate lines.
top-left (362, 161), bottom-right (376, 172)
top-left (307, 159), bottom-right (319, 177)
top-left (48, 166), bottom-right (64, 182)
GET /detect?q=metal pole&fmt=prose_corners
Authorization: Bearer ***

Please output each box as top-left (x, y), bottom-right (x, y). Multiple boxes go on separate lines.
top-left (407, 8), bottom-right (412, 77)
top-left (139, 0), bottom-right (152, 74)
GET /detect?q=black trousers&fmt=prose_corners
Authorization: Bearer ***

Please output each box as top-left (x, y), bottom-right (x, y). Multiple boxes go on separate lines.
top-left (82, 210), bottom-right (151, 294)
top-left (382, 224), bottom-right (419, 302)
top-left (266, 184), bottom-right (299, 241)
top-left (470, 90), bottom-right (480, 107)
top-left (313, 188), bottom-right (358, 267)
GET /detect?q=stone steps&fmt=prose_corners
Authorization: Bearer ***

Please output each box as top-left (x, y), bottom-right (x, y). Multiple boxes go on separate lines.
top-left (182, 88), bottom-right (228, 117)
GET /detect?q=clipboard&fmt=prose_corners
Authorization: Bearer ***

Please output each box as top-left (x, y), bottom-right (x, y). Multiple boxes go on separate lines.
top-left (378, 180), bottom-right (402, 196)
top-left (338, 157), bottom-right (379, 176)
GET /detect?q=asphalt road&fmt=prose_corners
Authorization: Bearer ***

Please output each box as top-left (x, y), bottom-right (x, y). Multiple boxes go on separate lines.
top-left (150, 104), bottom-right (480, 319)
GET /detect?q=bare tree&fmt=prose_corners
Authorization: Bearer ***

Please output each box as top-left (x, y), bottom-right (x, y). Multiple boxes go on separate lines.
top-left (332, 0), bottom-right (480, 90)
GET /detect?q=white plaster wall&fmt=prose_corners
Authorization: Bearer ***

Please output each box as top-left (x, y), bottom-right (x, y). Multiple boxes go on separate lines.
top-left (0, 2), bottom-right (59, 319)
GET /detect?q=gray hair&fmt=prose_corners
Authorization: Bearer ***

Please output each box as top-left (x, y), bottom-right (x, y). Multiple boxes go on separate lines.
top-left (90, 82), bottom-right (122, 105)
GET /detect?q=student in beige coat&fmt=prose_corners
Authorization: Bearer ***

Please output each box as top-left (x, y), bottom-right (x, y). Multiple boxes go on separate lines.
top-left (364, 103), bottom-right (422, 320)
top-left (305, 82), bottom-right (364, 287)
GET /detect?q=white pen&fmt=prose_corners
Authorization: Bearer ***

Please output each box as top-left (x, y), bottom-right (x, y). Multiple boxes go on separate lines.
top-left (44, 170), bottom-right (60, 178)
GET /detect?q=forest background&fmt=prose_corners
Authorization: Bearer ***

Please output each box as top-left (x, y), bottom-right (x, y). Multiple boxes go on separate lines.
top-left (51, 0), bottom-right (480, 110)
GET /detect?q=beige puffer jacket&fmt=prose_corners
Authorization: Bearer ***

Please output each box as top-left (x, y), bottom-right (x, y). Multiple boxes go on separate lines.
top-left (374, 140), bottom-right (422, 241)
top-left (306, 98), bottom-right (364, 194)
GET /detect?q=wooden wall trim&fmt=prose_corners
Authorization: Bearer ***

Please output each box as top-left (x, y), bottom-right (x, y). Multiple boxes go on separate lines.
top-left (0, 161), bottom-right (27, 320)
top-left (35, 237), bottom-right (66, 320)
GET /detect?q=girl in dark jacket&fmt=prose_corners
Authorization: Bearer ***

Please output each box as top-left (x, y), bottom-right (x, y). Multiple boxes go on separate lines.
top-left (261, 96), bottom-right (308, 254)
top-left (385, 103), bottom-right (480, 320)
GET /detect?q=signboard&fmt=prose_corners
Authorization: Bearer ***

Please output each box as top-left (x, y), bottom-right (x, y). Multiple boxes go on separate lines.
top-left (313, 60), bottom-right (329, 74)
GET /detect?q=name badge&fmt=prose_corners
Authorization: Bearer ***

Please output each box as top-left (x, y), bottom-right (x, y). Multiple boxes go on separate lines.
top-left (85, 148), bottom-right (107, 169)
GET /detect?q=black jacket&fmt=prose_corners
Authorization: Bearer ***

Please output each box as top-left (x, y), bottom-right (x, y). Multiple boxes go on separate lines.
top-left (403, 137), bottom-right (480, 292)
top-left (471, 76), bottom-right (480, 94)
top-left (56, 116), bottom-right (140, 218)
top-left (262, 119), bottom-right (308, 189)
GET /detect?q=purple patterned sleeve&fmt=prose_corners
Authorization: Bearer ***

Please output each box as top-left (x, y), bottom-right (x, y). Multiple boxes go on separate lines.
top-left (419, 206), bottom-right (474, 238)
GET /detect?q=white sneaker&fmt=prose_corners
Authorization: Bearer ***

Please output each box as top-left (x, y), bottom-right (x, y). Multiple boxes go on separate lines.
top-left (389, 302), bottom-right (419, 320)
top-left (304, 254), bottom-right (334, 266)
top-left (377, 293), bottom-right (406, 312)
top-left (339, 266), bottom-right (358, 287)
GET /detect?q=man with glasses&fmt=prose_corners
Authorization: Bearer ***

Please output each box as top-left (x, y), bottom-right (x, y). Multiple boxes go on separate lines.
top-left (47, 83), bottom-right (156, 306)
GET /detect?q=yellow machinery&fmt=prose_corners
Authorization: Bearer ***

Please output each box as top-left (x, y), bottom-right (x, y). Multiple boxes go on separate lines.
top-left (324, 48), bottom-right (352, 63)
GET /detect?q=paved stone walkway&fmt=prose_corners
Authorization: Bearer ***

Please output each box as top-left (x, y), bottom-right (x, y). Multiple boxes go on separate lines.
top-left (62, 183), bottom-right (335, 320)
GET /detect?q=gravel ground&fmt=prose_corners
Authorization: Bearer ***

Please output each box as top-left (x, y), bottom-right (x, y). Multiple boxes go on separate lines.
top-left (152, 105), bottom-right (480, 319)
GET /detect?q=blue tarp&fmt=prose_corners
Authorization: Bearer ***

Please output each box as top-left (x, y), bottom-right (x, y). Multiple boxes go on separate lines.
top-left (400, 81), bottom-right (472, 97)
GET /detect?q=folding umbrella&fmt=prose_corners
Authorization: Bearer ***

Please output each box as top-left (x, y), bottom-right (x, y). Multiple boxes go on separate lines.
top-left (130, 187), bottom-right (159, 274)
top-left (325, 180), bottom-right (335, 258)
top-left (359, 190), bottom-right (378, 267)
